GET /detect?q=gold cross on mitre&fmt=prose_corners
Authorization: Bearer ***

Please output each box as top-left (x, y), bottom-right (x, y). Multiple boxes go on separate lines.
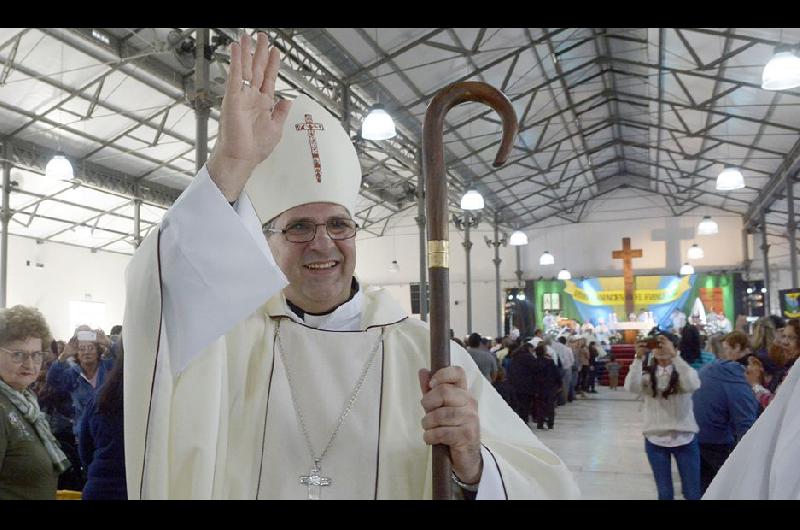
top-left (295, 114), bottom-right (325, 182)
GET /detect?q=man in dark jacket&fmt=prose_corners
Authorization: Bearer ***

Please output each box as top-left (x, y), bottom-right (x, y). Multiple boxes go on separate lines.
top-left (507, 343), bottom-right (537, 423)
top-left (692, 353), bottom-right (759, 495)
top-left (530, 344), bottom-right (563, 430)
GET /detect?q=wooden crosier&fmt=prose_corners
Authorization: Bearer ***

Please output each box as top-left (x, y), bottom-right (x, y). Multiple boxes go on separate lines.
top-left (423, 82), bottom-right (517, 500)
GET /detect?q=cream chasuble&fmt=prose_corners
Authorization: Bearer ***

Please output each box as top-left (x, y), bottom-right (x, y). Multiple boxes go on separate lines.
top-left (258, 313), bottom-right (385, 499)
top-left (122, 167), bottom-right (580, 500)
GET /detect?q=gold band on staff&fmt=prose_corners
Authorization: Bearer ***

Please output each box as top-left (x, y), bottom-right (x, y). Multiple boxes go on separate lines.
top-left (428, 240), bottom-right (449, 269)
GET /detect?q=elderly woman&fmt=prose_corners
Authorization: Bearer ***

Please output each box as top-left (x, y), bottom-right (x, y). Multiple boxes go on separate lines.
top-left (0, 305), bottom-right (71, 499)
top-left (47, 325), bottom-right (114, 440)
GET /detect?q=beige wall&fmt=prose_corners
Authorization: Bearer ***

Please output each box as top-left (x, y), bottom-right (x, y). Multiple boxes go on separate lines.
top-left (5, 235), bottom-right (130, 341)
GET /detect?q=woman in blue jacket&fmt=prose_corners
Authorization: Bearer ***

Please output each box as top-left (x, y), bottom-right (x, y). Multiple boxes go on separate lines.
top-left (691, 333), bottom-right (759, 496)
top-left (78, 348), bottom-right (126, 500)
top-left (47, 328), bottom-right (114, 440)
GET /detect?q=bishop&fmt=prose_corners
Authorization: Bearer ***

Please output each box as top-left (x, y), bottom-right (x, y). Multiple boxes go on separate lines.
top-left (122, 32), bottom-right (579, 500)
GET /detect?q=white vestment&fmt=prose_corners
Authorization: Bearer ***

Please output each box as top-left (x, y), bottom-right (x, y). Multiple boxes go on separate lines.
top-left (122, 167), bottom-right (580, 500)
top-left (703, 360), bottom-right (800, 499)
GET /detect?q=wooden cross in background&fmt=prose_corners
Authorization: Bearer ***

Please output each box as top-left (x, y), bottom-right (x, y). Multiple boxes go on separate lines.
top-left (612, 237), bottom-right (643, 318)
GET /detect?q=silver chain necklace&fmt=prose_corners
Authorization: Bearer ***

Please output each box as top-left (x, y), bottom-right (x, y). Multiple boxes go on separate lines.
top-left (274, 319), bottom-right (385, 500)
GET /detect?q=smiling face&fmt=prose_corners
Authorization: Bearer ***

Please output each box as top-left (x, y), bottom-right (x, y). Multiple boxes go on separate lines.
top-left (0, 337), bottom-right (43, 392)
top-left (267, 202), bottom-right (357, 314)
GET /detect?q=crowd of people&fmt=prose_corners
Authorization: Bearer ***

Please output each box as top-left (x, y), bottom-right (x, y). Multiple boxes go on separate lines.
top-left (3, 297), bottom-right (798, 501)
top-left (623, 315), bottom-right (799, 500)
top-left (0, 305), bottom-right (126, 500)
top-left (457, 311), bottom-right (799, 500)
top-left (455, 328), bottom-right (607, 432)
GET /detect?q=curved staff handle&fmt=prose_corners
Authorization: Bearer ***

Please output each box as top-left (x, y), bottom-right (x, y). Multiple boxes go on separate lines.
top-left (422, 81), bottom-right (517, 500)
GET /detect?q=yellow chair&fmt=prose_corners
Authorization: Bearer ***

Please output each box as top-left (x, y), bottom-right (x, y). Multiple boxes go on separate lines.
top-left (56, 489), bottom-right (82, 500)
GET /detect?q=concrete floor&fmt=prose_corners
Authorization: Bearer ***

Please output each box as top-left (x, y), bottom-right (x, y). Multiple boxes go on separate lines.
top-left (532, 386), bottom-right (689, 500)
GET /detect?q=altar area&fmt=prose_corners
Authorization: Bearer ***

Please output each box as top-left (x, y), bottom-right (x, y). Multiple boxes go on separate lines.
top-left (531, 239), bottom-right (736, 345)
top-left (611, 322), bottom-right (654, 344)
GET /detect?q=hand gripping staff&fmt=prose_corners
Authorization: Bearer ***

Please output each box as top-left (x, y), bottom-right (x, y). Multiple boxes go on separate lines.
top-left (422, 82), bottom-right (518, 500)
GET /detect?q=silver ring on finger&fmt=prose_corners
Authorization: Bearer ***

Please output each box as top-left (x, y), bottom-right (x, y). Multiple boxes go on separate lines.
top-left (241, 78), bottom-right (252, 89)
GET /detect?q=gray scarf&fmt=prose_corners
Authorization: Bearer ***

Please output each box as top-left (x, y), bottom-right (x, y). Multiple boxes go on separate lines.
top-left (0, 379), bottom-right (71, 474)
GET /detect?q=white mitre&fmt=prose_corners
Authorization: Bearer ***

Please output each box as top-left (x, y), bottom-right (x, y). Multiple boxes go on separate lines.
top-left (245, 94), bottom-right (362, 223)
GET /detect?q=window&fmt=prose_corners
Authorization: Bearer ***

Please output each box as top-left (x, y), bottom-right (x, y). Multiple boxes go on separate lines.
top-left (542, 293), bottom-right (560, 311)
top-left (69, 300), bottom-right (106, 334)
top-left (409, 283), bottom-right (430, 315)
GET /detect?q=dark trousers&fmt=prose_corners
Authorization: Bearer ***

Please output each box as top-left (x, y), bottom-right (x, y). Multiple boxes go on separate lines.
top-left (532, 391), bottom-right (556, 428)
top-left (699, 442), bottom-right (733, 495)
top-left (644, 436), bottom-right (701, 500)
top-left (587, 366), bottom-right (597, 391)
top-left (514, 393), bottom-right (533, 422)
top-left (578, 366), bottom-right (590, 392)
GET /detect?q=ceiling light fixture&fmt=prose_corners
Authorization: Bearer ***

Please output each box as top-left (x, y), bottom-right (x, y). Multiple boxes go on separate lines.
top-left (460, 189), bottom-right (484, 210)
top-left (680, 262), bottom-right (695, 275)
top-left (762, 45), bottom-right (800, 91)
top-left (716, 166), bottom-right (745, 191)
top-left (361, 104), bottom-right (396, 141)
top-left (509, 230), bottom-right (528, 246)
top-left (539, 250), bottom-right (555, 266)
top-left (557, 268), bottom-right (571, 280)
top-left (45, 154), bottom-right (74, 181)
top-left (697, 216), bottom-right (719, 235)
top-left (687, 243), bottom-right (704, 260)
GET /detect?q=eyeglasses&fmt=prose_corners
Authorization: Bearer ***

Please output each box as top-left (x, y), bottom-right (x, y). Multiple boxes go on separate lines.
top-left (0, 347), bottom-right (45, 365)
top-left (264, 218), bottom-right (358, 243)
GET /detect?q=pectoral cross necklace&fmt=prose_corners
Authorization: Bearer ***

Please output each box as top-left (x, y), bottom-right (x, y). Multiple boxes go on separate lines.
top-left (275, 321), bottom-right (385, 499)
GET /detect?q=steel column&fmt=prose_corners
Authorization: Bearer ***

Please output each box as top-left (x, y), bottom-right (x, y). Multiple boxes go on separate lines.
top-left (493, 213), bottom-right (502, 338)
top-left (194, 29), bottom-right (211, 173)
top-left (741, 228), bottom-right (751, 275)
top-left (1, 142), bottom-right (10, 308)
top-left (464, 215), bottom-right (473, 334)
top-left (515, 245), bottom-right (523, 287)
top-left (416, 162), bottom-right (428, 322)
top-left (341, 84), bottom-right (351, 136)
top-left (133, 197), bottom-right (142, 248)
top-left (788, 176), bottom-right (798, 289)
top-left (761, 212), bottom-right (771, 311)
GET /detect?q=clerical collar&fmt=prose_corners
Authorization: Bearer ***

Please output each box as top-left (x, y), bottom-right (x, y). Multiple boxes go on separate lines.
top-left (286, 277), bottom-right (360, 320)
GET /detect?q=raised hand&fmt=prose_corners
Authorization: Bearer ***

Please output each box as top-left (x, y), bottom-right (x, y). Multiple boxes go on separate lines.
top-left (60, 338), bottom-right (78, 362)
top-left (634, 341), bottom-right (648, 360)
top-left (208, 32), bottom-right (293, 202)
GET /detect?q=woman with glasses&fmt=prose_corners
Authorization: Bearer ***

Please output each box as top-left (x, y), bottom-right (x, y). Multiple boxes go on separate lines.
top-left (0, 305), bottom-right (71, 499)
